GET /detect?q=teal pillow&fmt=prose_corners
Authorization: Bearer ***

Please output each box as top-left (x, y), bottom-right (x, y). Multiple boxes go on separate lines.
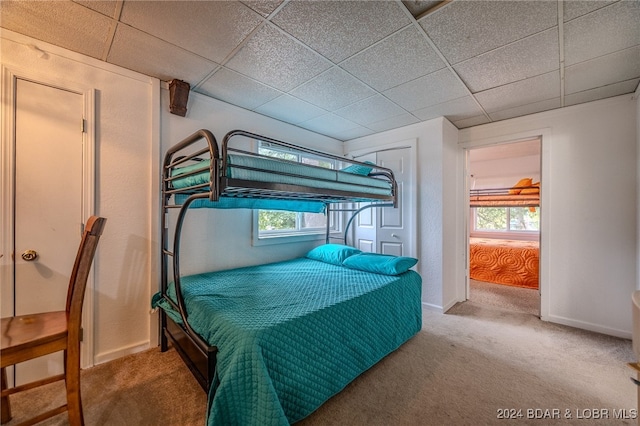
top-left (306, 244), bottom-right (361, 266)
top-left (340, 161), bottom-right (375, 176)
top-left (342, 252), bottom-right (418, 275)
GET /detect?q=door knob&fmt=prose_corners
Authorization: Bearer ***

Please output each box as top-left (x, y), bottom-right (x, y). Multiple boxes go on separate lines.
top-left (391, 234), bottom-right (399, 238)
top-left (21, 250), bottom-right (38, 261)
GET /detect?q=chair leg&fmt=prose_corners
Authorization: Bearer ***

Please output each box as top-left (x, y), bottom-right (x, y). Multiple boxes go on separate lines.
top-left (65, 349), bottom-right (84, 426)
top-left (1, 367), bottom-right (11, 423)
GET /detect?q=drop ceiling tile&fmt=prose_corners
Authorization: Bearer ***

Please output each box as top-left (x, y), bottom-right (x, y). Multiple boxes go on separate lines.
top-left (120, 1), bottom-right (262, 64)
top-left (73, 1), bottom-right (118, 18)
top-left (565, 46), bottom-right (640, 94)
top-left (272, 1), bottom-right (410, 63)
top-left (334, 95), bottom-right (407, 126)
top-left (563, 0), bottom-right (617, 22)
top-left (297, 113), bottom-right (361, 138)
top-left (565, 78), bottom-right (640, 107)
top-left (225, 24), bottom-right (331, 92)
top-left (0, 0), bottom-right (113, 60)
top-left (488, 98), bottom-right (561, 122)
top-left (340, 26), bottom-right (446, 92)
top-left (475, 71), bottom-right (560, 113)
top-left (366, 113), bottom-right (421, 133)
top-left (419, 0), bottom-right (557, 64)
top-left (290, 67), bottom-right (376, 111)
top-left (335, 126), bottom-right (377, 141)
top-left (384, 68), bottom-right (469, 111)
top-left (412, 96), bottom-right (484, 122)
top-left (452, 115), bottom-right (491, 129)
top-left (402, 1), bottom-right (444, 18)
top-left (197, 68), bottom-right (281, 111)
top-left (564, 1), bottom-right (640, 66)
top-left (241, 1), bottom-right (284, 17)
top-left (254, 94), bottom-right (326, 125)
top-left (454, 28), bottom-right (559, 93)
top-left (108, 24), bottom-right (217, 83)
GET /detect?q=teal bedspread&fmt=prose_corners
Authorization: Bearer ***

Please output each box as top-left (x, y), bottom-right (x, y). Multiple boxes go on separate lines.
top-left (153, 258), bottom-right (422, 425)
top-left (173, 193), bottom-right (327, 213)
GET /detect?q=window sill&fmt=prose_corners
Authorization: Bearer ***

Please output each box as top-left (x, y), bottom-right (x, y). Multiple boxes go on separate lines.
top-left (253, 231), bottom-right (342, 247)
top-left (470, 231), bottom-right (539, 241)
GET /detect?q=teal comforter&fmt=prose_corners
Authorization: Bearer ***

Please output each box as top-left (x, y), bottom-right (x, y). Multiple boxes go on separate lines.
top-left (153, 258), bottom-right (422, 425)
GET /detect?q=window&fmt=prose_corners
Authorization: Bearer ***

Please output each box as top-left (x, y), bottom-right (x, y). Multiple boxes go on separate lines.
top-left (254, 141), bottom-right (339, 244)
top-left (472, 207), bottom-right (539, 238)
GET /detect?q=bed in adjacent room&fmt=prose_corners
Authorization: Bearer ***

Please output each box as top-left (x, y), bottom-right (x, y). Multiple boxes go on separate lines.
top-left (469, 237), bottom-right (539, 289)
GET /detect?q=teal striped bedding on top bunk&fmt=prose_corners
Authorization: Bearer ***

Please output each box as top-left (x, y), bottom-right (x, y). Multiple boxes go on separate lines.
top-left (152, 257), bottom-right (422, 426)
top-left (170, 155), bottom-right (393, 195)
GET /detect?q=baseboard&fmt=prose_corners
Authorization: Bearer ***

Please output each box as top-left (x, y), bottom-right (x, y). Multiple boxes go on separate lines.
top-left (546, 314), bottom-right (632, 340)
top-left (422, 302), bottom-right (444, 313)
top-left (93, 341), bottom-right (151, 366)
top-left (442, 297), bottom-right (460, 313)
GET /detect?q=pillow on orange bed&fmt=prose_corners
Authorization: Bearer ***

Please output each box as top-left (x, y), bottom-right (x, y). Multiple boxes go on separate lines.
top-left (508, 178), bottom-right (533, 195)
top-left (520, 181), bottom-right (540, 195)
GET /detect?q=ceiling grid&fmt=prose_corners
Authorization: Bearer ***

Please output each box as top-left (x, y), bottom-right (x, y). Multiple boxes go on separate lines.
top-left (0, 0), bottom-right (637, 141)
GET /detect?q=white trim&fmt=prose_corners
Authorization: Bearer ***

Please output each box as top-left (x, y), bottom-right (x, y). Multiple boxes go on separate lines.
top-left (0, 65), bottom-right (97, 368)
top-left (459, 128), bottom-right (550, 321)
top-left (423, 295), bottom-right (459, 313)
top-left (346, 138), bottom-right (418, 258)
top-left (1, 29), bottom-right (153, 84)
top-left (93, 340), bottom-right (151, 365)
top-left (252, 225), bottom-right (332, 246)
top-left (149, 79), bottom-right (161, 348)
top-left (462, 148), bottom-right (471, 303)
top-left (0, 66), bottom-right (16, 319)
top-left (81, 87), bottom-right (96, 369)
top-left (546, 314), bottom-right (631, 340)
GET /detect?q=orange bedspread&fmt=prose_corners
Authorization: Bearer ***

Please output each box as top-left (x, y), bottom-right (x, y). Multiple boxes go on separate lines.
top-left (469, 238), bottom-right (539, 289)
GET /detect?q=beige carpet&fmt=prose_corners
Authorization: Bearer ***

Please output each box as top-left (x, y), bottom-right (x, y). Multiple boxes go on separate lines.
top-left (469, 278), bottom-right (540, 316)
top-left (4, 300), bottom-right (636, 425)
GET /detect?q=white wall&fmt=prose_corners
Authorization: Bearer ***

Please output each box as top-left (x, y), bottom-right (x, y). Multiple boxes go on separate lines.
top-left (344, 118), bottom-right (463, 312)
top-left (460, 94), bottom-right (637, 338)
top-left (470, 154), bottom-right (540, 190)
top-left (1, 30), bottom-right (158, 364)
top-left (160, 90), bottom-right (344, 276)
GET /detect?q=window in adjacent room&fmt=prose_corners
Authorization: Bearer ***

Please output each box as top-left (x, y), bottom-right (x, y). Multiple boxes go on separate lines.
top-left (472, 206), bottom-right (539, 235)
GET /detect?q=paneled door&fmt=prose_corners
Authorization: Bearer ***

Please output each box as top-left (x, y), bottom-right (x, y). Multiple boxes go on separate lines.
top-left (13, 78), bottom-right (85, 385)
top-left (376, 148), bottom-right (411, 256)
top-left (352, 147), bottom-right (414, 256)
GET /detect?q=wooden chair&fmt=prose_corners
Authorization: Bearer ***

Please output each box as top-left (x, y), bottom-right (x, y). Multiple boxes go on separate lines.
top-left (1, 216), bottom-right (106, 426)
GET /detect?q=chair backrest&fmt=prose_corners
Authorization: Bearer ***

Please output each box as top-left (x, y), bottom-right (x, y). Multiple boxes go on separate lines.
top-left (65, 216), bottom-right (107, 327)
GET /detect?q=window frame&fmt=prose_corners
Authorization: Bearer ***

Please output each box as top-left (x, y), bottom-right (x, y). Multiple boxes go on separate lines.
top-left (470, 206), bottom-right (539, 241)
top-left (251, 141), bottom-right (341, 246)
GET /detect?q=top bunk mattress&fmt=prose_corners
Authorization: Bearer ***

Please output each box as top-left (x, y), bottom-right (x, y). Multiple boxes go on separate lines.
top-left (170, 154), bottom-right (393, 196)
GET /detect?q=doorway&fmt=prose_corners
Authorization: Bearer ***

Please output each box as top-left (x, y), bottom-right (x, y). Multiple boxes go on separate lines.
top-left (466, 138), bottom-right (541, 316)
top-left (1, 70), bottom-right (95, 386)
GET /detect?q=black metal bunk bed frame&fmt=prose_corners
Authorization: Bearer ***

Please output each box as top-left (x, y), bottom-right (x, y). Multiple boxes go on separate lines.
top-left (160, 129), bottom-right (398, 391)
